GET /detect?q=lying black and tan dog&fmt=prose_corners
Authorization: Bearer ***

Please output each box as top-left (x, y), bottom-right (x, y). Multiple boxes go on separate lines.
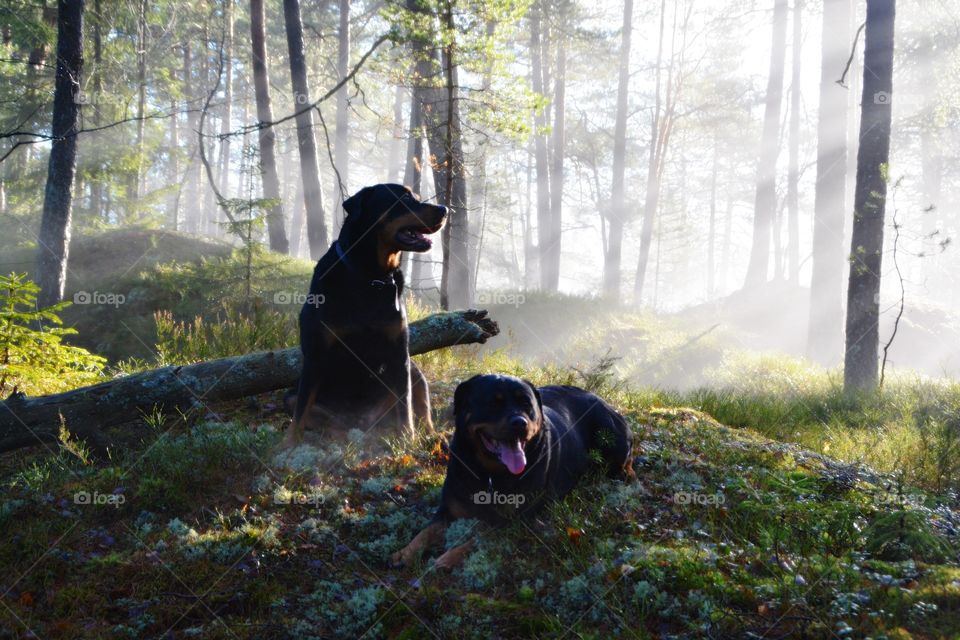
top-left (393, 374), bottom-right (634, 568)
top-left (283, 184), bottom-right (447, 447)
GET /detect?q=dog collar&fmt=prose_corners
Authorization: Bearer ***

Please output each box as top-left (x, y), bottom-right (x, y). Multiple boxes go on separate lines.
top-left (335, 241), bottom-right (395, 286)
top-left (334, 241), bottom-right (401, 311)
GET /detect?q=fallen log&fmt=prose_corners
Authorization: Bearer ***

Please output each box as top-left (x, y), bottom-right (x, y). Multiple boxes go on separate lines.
top-left (0, 309), bottom-right (498, 453)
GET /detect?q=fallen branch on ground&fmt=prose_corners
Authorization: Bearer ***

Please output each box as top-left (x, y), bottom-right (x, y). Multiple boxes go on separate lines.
top-left (0, 309), bottom-right (498, 453)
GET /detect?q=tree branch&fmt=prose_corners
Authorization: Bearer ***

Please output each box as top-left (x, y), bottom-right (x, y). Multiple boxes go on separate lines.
top-left (196, 28), bottom-right (238, 226)
top-left (838, 22), bottom-right (867, 88)
top-left (218, 33), bottom-right (391, 141)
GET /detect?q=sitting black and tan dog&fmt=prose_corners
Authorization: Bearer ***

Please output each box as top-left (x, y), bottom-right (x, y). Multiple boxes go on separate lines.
top-left (393, 374), bottom-right (634, 568)
top-left (283, 184), bottom-right (447, 448)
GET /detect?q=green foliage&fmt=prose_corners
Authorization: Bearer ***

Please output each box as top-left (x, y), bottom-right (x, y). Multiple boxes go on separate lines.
top-left (154, 301), bottom-right (296, 365)
top-left (671, 357), bottom-right (960, 493)
top-left (865, 509), bottom-right (952, 563)
top-left (0, 273), bottom-right (105, 397)
top-left (458, 544), bottom-right (501, 590)
top-left (147, 246), bottom-right (310, 314)
top-left (382, 0), bottom-right (537, 140)
top-left (285, 580), bottom-right (386, 640)
top-left (131, 420), bottom-right (278, 511)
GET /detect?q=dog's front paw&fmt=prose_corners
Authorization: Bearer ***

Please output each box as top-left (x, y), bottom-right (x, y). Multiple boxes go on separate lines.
top-left (390, 549), bottom-right (409, 568)
top-left (432, 540), bottom-right (474, 570)
top-left (391, 543), bottom-right (421, 568)
top-left (278, 427), bottom-right (303, 450)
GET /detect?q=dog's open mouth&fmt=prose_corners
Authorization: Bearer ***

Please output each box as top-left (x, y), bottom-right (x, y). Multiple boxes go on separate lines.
top-left (479, 432), bottom-right (527, 475)
top-left (396, 224), bottom-right (441, 251)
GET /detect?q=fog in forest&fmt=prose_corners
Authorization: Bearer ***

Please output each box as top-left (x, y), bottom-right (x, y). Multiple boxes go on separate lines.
top-left (3, 0), bottom-right (959, 384)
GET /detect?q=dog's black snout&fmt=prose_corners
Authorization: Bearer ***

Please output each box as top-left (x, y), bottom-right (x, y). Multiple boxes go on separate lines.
top-left (435, 204), bottom-right (449, 218)
top-left (508, 415), bottom-right (527, 434)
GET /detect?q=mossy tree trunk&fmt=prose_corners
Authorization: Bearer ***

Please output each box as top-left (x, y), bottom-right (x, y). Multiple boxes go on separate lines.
top-left (844, 0), bottom-right (896, 393)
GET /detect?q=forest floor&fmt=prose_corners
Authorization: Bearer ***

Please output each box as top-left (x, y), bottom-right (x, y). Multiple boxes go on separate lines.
top-left (2, 228), bottom-right (960, 638)
top-left (1, 381), bottom-right (959, 639)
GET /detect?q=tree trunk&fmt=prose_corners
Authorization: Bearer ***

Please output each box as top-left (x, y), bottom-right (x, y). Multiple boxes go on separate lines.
top-left (529, 2), bottom-right (550, 292)
top-left (602, 0), bottom-right (633, 301)
top-left (36, 0), bottom-right (84, 309)
top-left (0, 310), bottom-right (500, 453)
top-left (406, 4), bottom-right (434, 292)
top-left (217, 0), bottom-right (234, 199)
top-left (404, 81), bottom-right (426, 289)
top-left (168, 94), bottom-right (181, 229)
top-left (182, 41), bottom-right (201, 234)
top-left (387, 83), bottom-right (405, 183)
top-left (845, 7), bottom-right (861, 221)
top-left (524, 143), bottom-right (538, 289)
top-left (633, 0), bottom-right (669, 304)
top-left (200, 17), bottom-right (216, 235)
top-left (282, 0), bottom-right (328, 259)
top-left (291, 178), bottom-right (305, 258)
top-left (89, 0), bottom-right (103, 221)
top-left (743, 0), bottom-right (788, 287)
top-left (406, 0), bottom-right (469, 308)
top-left (403, 98), bottom-right (424, 194)
top-left (251, 0), bottom-right (289, 253)
top-left (544, 8), bottom-right (566, 293)
top-left (786, 0), bottom-right (802, 284)
top-left (134, 0), bottom-right (147, 202)
top-left (843, 0), bottom-right (895, 393)
top-left (720, 187), bottom-right (734, 292)
top-left (334, 0), bottom-right (351, 199)
top-left (437, 5), bottom-right (470, 310)
top-left (918, 34), bottom-right (942, 278)
top-left (467, 19), bottom-right (497, 295)
top-left (707, 137), bottom-right (719, 298)
top-left (806, 0), bottom-right (850, 364)
top-left (652, 196), bottom-right (663, 308)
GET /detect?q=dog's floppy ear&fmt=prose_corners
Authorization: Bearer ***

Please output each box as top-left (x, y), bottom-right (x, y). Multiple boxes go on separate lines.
top-left (342, 186), bottom-right (370, 218)
top-left (522, 379), bottom-right (543, 420)
top-left (453, 375), bottom-right (481, 428)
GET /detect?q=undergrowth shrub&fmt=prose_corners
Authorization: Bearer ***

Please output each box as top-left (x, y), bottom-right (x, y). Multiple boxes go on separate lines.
top-left (154, 301), bottom-right (296, 364)
top-left (134, 421), bottom-right (276, 510)
top-left (0, 272), bottom-right (105, 396)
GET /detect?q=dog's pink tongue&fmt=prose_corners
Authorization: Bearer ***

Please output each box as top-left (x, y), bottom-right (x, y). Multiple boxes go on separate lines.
top-left (498, 440), bottom-right (526, 475)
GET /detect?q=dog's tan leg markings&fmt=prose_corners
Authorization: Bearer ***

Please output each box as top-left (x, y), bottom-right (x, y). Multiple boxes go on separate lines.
top-left (433, 538), bottom-right (475, 570)
top-left (398, 391), bottom-right (415, 439)
top-left (410, 362), bottom-right (433, 433)
top-left (392, 520), bottom-right (447, 567)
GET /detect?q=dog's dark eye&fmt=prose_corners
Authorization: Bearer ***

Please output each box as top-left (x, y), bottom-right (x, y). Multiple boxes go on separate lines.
top-left (514, 400), bottom-right (529, 411)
